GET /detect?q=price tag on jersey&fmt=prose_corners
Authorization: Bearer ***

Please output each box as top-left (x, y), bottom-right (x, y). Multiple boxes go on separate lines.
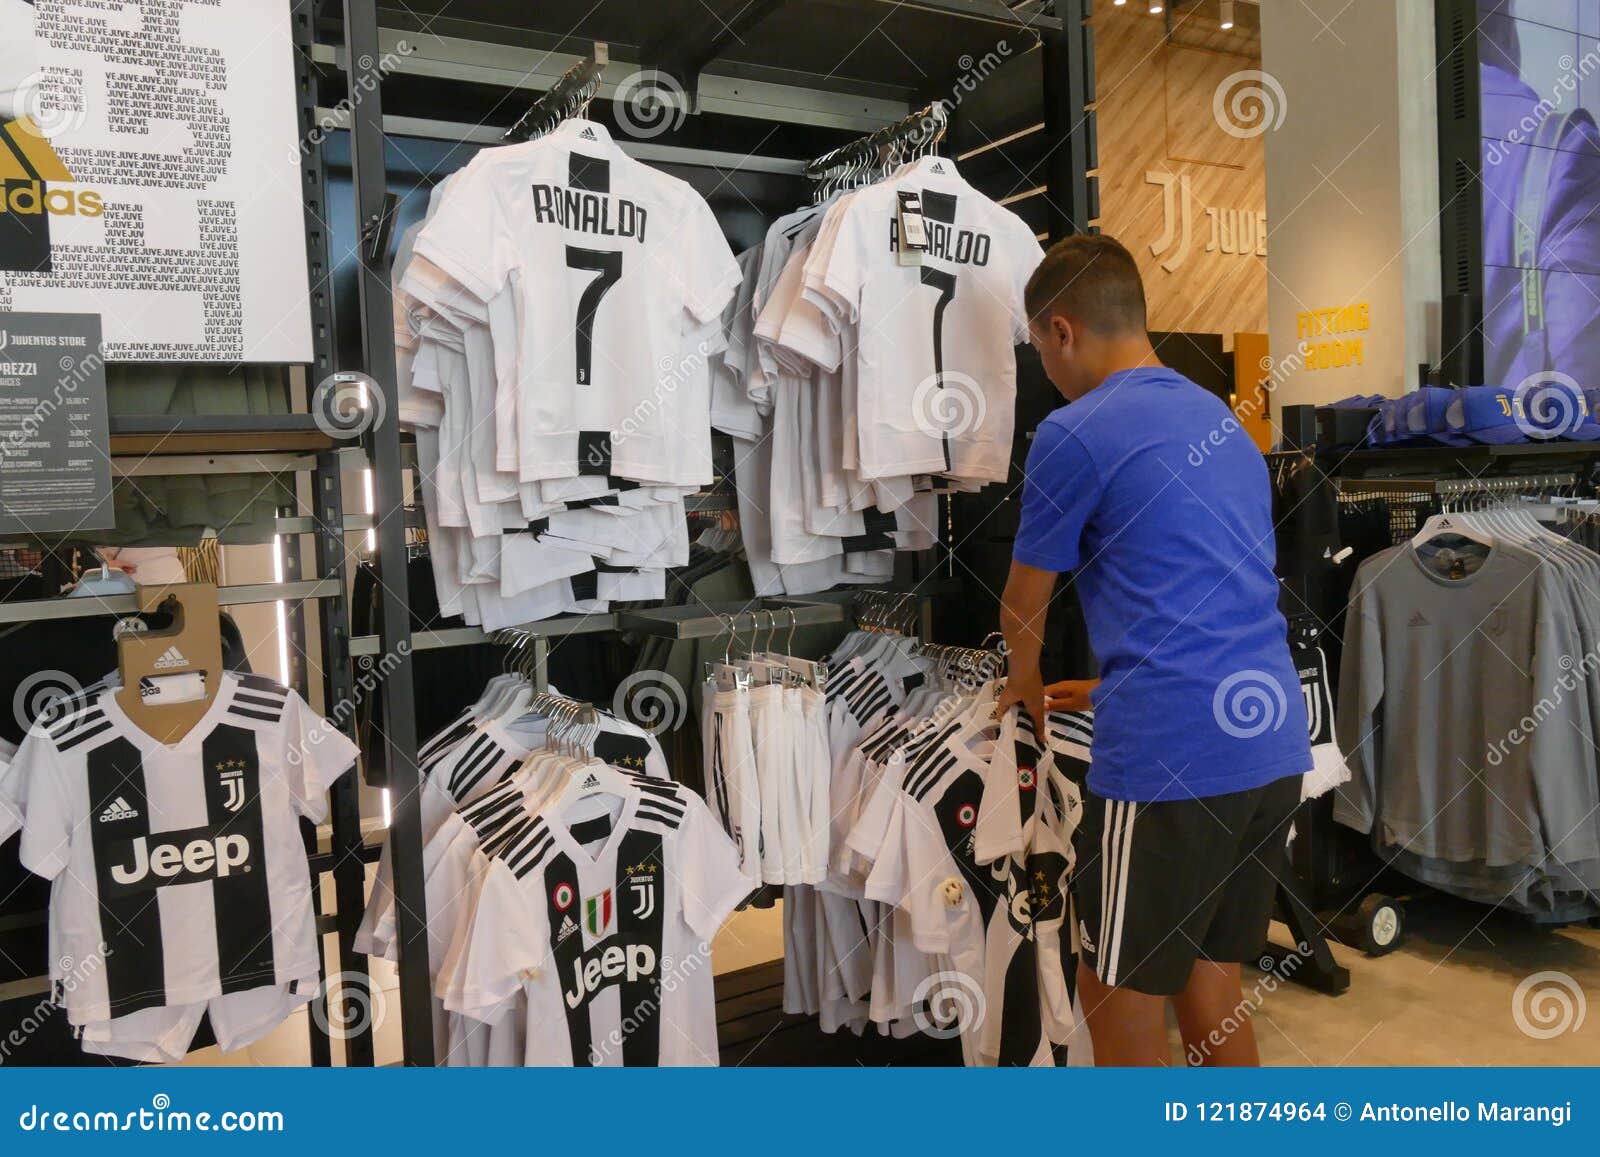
top-left (896, 190), bottom-right (928, 266)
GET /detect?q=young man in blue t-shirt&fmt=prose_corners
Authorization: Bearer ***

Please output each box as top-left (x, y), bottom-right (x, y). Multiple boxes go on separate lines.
top-left (998, 235), bottom-right (1311, 1067)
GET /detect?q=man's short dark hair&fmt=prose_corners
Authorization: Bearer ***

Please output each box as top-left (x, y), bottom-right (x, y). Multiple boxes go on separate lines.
top-left (1024, 234), bottom-right (1148, 336)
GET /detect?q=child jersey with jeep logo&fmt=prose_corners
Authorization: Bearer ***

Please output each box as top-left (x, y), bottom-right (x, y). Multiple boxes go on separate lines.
top-left (444, 776), bottom-right (753, 1066)
top-left (861, 703), bottom-right (1075, 1067)
top-left (9, 671), bottom-right (358, 1025)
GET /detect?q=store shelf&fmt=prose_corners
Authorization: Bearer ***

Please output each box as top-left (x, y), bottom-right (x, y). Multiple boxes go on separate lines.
top-left (1330, 441), bottom-right (1600, 477)
top-left (347, 613), bottom-right (621, 657)
top-left (0, 578), bottom-right (343, 625)
top-left (339, 0), bottom-right (1057, 126)
top-left (109, 414), bottom-right (339, 456)
top-left (618, 599), bottom-right (847, 640)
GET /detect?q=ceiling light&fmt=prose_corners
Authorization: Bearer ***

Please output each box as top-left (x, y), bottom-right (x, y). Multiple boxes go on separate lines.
top-left (1220, 0), bottom-right (1234, 29)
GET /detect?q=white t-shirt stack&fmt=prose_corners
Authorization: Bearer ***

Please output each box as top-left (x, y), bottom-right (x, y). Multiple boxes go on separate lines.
top-left (392, 119), bottom-right (741, 627)
top-left (715, 156), bottom-right (1044, 595)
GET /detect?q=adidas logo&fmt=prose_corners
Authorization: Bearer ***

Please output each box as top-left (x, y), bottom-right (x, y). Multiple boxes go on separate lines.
top-left (1408, 611), bottom-right (1430, 628)
top-left (152, 646), bottom-right (189, 671)
top-left (1078, 919), bottom-right (1096, 957)
top-left (579, 772), bottom-right (600, 790)
top-left (930, 161), bottom-right (947, 174)
top-left (99, 797), bottom-right (139, 823)
top-left (557, 915), bottom-right (580, 944)
top-left (578, 126), bottom-right (598, 141)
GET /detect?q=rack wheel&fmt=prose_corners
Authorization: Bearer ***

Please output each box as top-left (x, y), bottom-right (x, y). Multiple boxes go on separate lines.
top-left (1356, 894), bottom-right (1404, 956)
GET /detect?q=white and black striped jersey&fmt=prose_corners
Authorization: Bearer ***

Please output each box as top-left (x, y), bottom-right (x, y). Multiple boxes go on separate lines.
top-left (862, 706), bottom-right (1072, 1067)
top-left (444, 775), bottom-right (753, 1066)
top-left (355, 708), bottom-right (669, 961)
top-left (10, 672), bottom-right (357, 1025)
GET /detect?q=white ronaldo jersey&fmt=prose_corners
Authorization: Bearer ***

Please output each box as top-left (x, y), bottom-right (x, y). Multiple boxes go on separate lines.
top-left (801, 156), bottom-right (1042, 484)
top-left (10, 673), bottom-right (357, 1025)
top-left (413, 119), bottom-right (740, 485)
top-left (446, 777), bottom-right (752, 1065)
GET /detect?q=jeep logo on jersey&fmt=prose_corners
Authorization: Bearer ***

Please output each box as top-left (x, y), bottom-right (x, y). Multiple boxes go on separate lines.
top-left (562, 942), bottom-right (657, 1010)
top-left (105, 828), bottom-right (252, 893)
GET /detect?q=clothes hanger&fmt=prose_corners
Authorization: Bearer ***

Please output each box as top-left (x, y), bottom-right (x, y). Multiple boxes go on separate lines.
top-left (114, 583), bottom-right (225, 744)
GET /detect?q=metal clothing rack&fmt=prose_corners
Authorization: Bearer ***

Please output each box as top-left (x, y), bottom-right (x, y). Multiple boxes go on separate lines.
top-left (1271, 407), bottom-right (1600, 974)
top-left (503, 56), bottom-right (606, 144)
top-left (325, 0), bottom-right (1094, 1065)
top-left (0, 0), bottom-right (374, 1067)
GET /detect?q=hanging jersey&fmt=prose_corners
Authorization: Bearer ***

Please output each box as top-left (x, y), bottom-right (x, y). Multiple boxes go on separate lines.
top-left (10, 673), bottom-right (357, 1024)
top-left (446, 777), bottom-right (753, 1065)
top-left (412, 118), bottom-right (740, 485)
top-left (801, 156), bottom-right (1042, 484)
top-left (863, 719), bottom-right (1066, 1066)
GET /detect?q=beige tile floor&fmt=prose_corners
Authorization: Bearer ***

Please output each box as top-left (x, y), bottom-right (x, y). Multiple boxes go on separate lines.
top-left (170, 895), bottom-right (1600, 1067)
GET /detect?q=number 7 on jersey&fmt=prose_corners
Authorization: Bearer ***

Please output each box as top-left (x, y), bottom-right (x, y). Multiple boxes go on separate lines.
top-left (566, 245), bottom-right (623, 386)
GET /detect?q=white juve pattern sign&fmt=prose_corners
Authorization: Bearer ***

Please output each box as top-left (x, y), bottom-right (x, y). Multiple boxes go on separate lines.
top-left (0, 0), bottom-right (313, 362)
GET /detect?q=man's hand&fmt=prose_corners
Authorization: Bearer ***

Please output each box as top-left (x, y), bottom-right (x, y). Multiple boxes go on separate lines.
top-left (997, 670), bottom-right (1047, 736)
top-left (1044, 679), bottom-right (1099, 712)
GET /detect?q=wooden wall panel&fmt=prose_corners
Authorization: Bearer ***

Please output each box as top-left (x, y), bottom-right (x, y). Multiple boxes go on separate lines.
top-left (1091, 5), bottom-right (1269, 339)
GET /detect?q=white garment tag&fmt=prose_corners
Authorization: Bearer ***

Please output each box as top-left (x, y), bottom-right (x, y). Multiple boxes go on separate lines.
top-left (138, 672), bottom-right (207, 705)
top-left (896, 190), bottom-right (927, 267)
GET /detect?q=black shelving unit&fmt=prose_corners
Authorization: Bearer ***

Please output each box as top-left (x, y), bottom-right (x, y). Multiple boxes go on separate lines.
top-left (318, 0), bottom-right (1095, 1065)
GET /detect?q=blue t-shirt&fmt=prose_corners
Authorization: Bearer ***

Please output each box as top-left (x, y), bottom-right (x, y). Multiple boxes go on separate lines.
top-left (1014, 367), bottom-right (1310, 802)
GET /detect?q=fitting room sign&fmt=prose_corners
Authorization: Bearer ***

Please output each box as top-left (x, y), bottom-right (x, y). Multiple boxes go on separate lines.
top-left (0, 311), bottom-right (112, 534)
top-left (0, 0), bottom-right (312, 362)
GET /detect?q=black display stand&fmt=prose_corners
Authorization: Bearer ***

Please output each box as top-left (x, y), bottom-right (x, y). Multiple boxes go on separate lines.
top-left (319, 0), bottom-right (1097, 1065)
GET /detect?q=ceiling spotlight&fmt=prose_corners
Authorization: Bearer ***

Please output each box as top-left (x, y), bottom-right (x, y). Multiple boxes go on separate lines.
top-left (1150, 2), bottom-right (1163, 12)
top-left (1220, 0), bottom-right (1234, 29)
top-left (1113, 0), bottom-right (1126, 5)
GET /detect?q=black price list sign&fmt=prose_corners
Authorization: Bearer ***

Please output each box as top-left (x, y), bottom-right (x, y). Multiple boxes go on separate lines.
top-left (0, 312), bottom-right (112, 534)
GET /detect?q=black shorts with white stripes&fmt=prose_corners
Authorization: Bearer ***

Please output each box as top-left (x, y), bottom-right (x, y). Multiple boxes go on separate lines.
top-left (1070, 773), bottom-right (1300, 996)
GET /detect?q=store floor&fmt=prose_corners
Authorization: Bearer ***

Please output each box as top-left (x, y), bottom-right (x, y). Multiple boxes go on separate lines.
top-left (174, 895), bottom-right (1600, 1066)
top-left (1250, 901), bottom-right (1600, 1065)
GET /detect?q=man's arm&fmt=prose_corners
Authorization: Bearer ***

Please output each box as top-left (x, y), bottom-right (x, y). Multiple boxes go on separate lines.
top-left (997, 559), bottom-right (1057, 732)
